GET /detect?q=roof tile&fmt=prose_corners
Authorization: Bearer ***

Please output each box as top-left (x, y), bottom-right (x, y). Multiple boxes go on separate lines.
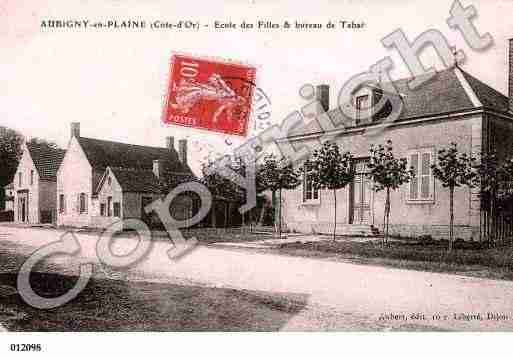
top-left (110, 168), bottom-right (161, 193)
top-left (26, 143), bottom-right (65, 181)
top-left (289, 67), bottom-right (510, 137)
top-left (76, 137), bottom-right (194, 193)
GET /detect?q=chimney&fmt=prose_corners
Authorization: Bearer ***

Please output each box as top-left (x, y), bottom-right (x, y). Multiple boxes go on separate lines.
top-left (166, 136), bottom-right (174, 150)
top-left (509, 39), bottom-right (513, 113)
top-left (153, 159), bottom-right (163, 179)
top-left (70, 122), bottom-right (80, 138)
top-left (178, 139), bottom-right (187, 164)
top-left (316, 84), bottom-right (330, 113)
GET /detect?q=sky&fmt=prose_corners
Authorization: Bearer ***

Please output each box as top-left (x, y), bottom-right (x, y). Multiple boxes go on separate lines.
top-left (1, 0), bottom-right (512, 174)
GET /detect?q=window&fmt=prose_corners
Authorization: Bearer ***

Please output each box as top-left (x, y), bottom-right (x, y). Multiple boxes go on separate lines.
top-left (30, 170), bottom-right (34, 185)
top-left (408, 149), bottom-right (434, 202)
top-left (79, 193), bottom-right (87, 214)
top-left (59, 194), bottom-right (65, 214)
top-left (107, 196), bottom-right (112, 217)
top-left (18, 172), bottom-right (22, 187)
top-left (100, 203), bottom-right (106, 216)
top-left (108, 177), bottom-right (112, 186)
top-left (303, 165), bottom-right (320, 204)
top-left (355, 95), bottom-right (370, 124)
top-left (113, 202), bottom-right (121, 217)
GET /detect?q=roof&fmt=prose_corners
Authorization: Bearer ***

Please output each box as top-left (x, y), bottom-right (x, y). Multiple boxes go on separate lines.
top-left (76, 137), bottom-right (194, 193)
top-left (459, 69), bottom-right (510, 112)
top-left (289, 67), bottom-right (511, 138)
top-left (98, 167), bottom-right (197, 194)
top-left (26, 143), bottom-right (66, 181)
top-left (110, 168), bottom-right (161, 193)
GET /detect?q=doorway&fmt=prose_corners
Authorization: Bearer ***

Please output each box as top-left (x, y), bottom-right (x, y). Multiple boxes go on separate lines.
top-left (350, 160), bottom-right (372, 224)
top-left (17, 191), bottom-right (29, 223)
top-left (141, 196), bottom-right (153, 225)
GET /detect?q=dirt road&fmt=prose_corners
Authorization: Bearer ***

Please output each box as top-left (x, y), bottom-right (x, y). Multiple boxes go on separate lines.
top-left (1, 225), bottom-right (513, 331)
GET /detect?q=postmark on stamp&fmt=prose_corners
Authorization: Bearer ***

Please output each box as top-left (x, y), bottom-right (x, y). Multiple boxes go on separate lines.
top-left (162, 54), bottom-right (257, 136)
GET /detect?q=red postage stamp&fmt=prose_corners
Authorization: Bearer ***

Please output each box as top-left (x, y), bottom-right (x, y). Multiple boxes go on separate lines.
top-left (162, 54), bottom-right (257, 136)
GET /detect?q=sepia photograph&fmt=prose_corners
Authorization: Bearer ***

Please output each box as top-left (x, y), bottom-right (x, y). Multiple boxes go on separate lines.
top-left (1, 0), bottom-right (513, 357)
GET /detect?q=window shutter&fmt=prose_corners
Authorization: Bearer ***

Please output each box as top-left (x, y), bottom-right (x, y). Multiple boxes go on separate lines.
top-left (84, 193), bottom-right (88, 214)
top-left (303, 168), bottom-right (310, 201)
top-left (421, 153), bottom-right (431, 199)
top-left (76, 194), bottom-right (80, 213)
top-left (409, 154), bottom-right (419, 199)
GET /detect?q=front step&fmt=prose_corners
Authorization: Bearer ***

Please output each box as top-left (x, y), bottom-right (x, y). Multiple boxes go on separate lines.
top-left (312, 224), bottom-right (380, 237)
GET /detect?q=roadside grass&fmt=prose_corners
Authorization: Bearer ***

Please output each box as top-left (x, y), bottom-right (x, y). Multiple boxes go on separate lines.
top-left (37, 224), bottom-right (273, 244)
top-left (0, 237), bottom-right (313, 331)
top-left (173, 227), bottom-right (273, 244)
top-left (0, 271), bottom-right (312, 331)
top-left (275, 239), bottom-right (513, 281)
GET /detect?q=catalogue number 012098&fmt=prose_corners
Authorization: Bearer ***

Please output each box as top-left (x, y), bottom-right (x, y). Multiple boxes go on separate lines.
top-left (9, 344), bottom-right (42, 352)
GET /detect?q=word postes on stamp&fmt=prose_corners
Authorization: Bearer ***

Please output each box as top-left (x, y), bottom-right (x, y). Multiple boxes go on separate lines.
top-left (162, 54), bottom-right (257, 136)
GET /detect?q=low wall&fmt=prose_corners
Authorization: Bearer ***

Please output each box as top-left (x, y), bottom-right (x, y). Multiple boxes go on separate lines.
top-left (286, 220), bottom-right (479, 240)
top-left (387, 224), bottom-right (478, 241)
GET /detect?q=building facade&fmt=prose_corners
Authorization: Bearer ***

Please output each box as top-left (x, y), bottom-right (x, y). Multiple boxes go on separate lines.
top-left (56, 123), bottom-right (195, 228)
top-left (280, 41), bottom-right (513, 240)
top-left (13, 142), bottom-right (65, 224)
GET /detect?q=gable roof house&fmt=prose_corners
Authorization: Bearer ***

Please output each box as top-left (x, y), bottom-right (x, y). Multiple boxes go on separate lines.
top-left (280, 39), bottom-right (513, 240)
top-left (56, 122), bottom-right (195, 228)
top-left (13, 142), bottom-right (66, 224)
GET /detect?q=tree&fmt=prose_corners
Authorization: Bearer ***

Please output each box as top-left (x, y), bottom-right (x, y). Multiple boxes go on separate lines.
top-left (0, 126), bottom-right (23, 210)
top-left (27, 137), bottom-right (60, 151)
top-left (431, 142), bottom-right (475, 252)
top-left (473, 151), bottom-right (513, 244)
top-left (259, 154), bottom-right (301, 238)
top-left (472, 151), bottom-right (500, 244)
top-left (308, 141), bottom-right (354, 241)
top-left (201, 159), bottom-right (242, 228)
top-left (499, 156), bottom-right (513, 241)
top-left (367, 140), bottom-right (415, 246)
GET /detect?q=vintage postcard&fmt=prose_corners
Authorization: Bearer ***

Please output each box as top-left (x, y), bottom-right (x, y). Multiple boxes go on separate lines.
top-left (1, 0), bottom-right (513, 357)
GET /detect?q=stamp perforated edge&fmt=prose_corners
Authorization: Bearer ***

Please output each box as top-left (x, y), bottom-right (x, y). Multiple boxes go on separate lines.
top-left (160, 51), bottom-right (260, 137)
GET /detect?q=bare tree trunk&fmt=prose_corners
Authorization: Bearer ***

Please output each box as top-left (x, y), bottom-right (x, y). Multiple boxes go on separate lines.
top-left (211, 202), bottom-right (217, 228)
top-left (333, 189), bottom-right (337, 241)
top-left (272, 190), bottom-right (278, 235)
top-left (258, 204), bottom-right (266, 226)
top-left (449, 186), bottom-right (454, 252)
top-left (508, 203), bottom-right (513, 245)
top-left (479, 209), bottom-right (483, 242)
top-left (491, 190), bottom-right (496, 245)
top-left (487, 194), bottom-right (492, 245)
top-left (225, 202), bottom-right (229, 228)
top-left (278, 188), bottom-right (282, 239)
top-left (382, 201), bottom-right (387, 247)
top-left (385, 188), bottom-right (391, 245)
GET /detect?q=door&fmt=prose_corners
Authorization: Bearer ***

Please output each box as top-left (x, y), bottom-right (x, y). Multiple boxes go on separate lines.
top-left (350, 160), bottom-right (372, 224)
top-left (17, 191), bottom-right (29, 223)
top-left (141, 196), bottom-right (153, 225)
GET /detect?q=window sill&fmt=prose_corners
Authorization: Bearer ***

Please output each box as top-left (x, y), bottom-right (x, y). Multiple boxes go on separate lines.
top-left (301, 200), bottom-right (321, 206)
top-left (406, 198), bottom-right (435, 205)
